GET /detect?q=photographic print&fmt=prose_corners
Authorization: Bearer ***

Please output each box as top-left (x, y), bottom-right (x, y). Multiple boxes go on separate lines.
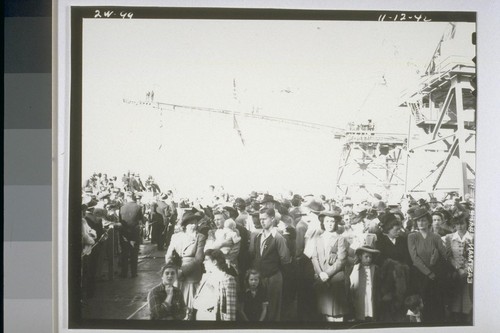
top-left (62, 6), bottom-right (476, 330)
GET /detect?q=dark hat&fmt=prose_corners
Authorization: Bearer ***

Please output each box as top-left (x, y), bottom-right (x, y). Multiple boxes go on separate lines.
top-left (292, 194), bottom-right (304, 202)
top-left (318, 211), bottom-right (342, 221)
top-left (260, 194), bottom-right (279, 205)
top-left (281, 199), bottom-right (292, 210)
top-left (160, 192), bottom-right (169, 200)
top-left (223, 206), bottom-right (238, 219)
top-left (234, 197), bottom-right (246, 208)
top-left (355, 245), bottom-right (381, 256)
top-left (412, 207), bottom-right (431, 221)
top-left (304, 199), bottom-right (326, 213)
top-left (375, 201), bottom-right (387, 212)
top-left (181, 210), bottom-right (203, 227)
top-left (250, 191), bottom-right (258, 198)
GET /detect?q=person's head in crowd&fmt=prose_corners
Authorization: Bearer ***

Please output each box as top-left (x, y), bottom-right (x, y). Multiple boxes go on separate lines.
top-left (355, 246), bottom-right (380, 267)
top-left (405, 295), bottom-right (424, 315)
top-left (161, 259), bottom-right (181, 287)
top-left (392, 210), bottom-right (404, 224)
top-left (204, 249), bottom-right (229, 274)
top-left (181, 210), bottom-right (202, 233)
top-left (380, 213), bottom-right (402, 239)
top-left (319, 211), bottom-right (343, 234)
top-left (431, 211), bottom-right (448, 236)
top-left (245, 269), bottom-right (262, 292)
top-left (291, 194), bottom-right (304, 207)
top-left (277, 203), bottom-right (290, 217)
top-left (224, 218), bottom-right (237, 232)
top-left (343, 213), bottom-right (353, 228)
top-left (429, 197), bottom-right (442, 210)
top-left (413, 208), bottom-right (432, 233)
top-left (223, 206), bottom-right (238, 220)
top-left (451, 211), bottom-right (470, 235)
top-left (251, 210), bottom-right (262, 230)
top-left (260, 194), bottom-right (278, 209)
top-left (233, 197), bottom-right (246, 213)
top-left (213, 210), bottom-right (228, 229)
top-left (280, 199), bottom-right (292, 212)
top-left (259, 207), bottom-right (276, 231)
top-left (375, 201), bottom-right (387, 214)
top-left (304, 198), bottom-right (325, 214)
top-left (343, 198), bottom-right (354, 214)
top-left (319, 194), bottom-right (326, 203)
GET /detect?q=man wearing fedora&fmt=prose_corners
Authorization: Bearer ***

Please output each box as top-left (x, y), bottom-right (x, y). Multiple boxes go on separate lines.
top-left (252, 207), bottom-right (291, 321)
top-left (119, 192), bottom-right (144, 278)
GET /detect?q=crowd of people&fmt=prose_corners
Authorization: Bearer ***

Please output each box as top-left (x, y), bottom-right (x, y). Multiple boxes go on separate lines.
top-left (80, 171), bottom-right (474, 324)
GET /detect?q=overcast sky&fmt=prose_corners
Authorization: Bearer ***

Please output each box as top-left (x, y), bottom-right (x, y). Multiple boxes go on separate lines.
top-left (81, 18), bottom-right (475, 199)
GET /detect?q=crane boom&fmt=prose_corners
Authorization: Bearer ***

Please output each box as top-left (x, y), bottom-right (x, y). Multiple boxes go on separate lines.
top-left (123, 99), bottom-right (346, 138)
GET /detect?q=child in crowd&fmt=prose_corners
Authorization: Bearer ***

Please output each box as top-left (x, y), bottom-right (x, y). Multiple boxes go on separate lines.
top-left (148, 260), bottom-right (186, 320)
top-left (239, 269), bottom-right (268, 321)
top-left (214, 218), bottom-right (241, 269)
top-left (404, 295), bottom-right (424, 322)
top-left (349, 246), bottom-right (381, 321)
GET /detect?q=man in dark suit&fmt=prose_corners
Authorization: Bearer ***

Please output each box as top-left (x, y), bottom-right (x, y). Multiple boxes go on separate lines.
top-left (119, 192), bottom-right (144, 277)
top-left (252, 207), bottom-right (291, 321)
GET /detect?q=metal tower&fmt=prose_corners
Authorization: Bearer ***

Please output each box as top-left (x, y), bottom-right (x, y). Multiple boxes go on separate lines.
top-left (400, 23), bottom-right (476, 198)
top-left (335, 122), bottom-right (407, 201)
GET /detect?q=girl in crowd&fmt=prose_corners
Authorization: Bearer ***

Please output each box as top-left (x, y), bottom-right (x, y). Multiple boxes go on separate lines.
top-left (407, 208), bottom-right (449, 322)
top-left (192, 249), bottom-right (237, 321)
top-left (349, 246), bottom-right (381, 322)
top-left (444, 212), bottom-right (473, 323)
top-left (311, 211), bottom-right (349, 322)
top-left (375, 213), bottom-right (411, 322)
top-left (165, 210), bottom-right (206, 309)
top-left (239, 269), bottom-right (269, 321)
top-left (148, 259), bottom-right (186, 320)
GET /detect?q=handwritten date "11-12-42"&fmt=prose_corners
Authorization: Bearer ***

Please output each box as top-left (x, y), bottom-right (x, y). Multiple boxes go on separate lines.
top-left (378, 13), bottom-right (431, 22)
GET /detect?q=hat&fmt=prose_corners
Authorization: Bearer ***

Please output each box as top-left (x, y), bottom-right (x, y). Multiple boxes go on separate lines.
top-left (234, 197), bottom-right (246, 208)
top-left (318, 211), bottom-right (342, 221)
top-left (223, 206), bottom-right (238, 219)
top-left (375, 201), bottom-right (387, 212)
top-left (304, 199), bottom-right (325, 213)
top-left (412, 207), bottom-right (431, 221)
top-left (181, 210), bottom-right (203, 227)
top-left (292, 194), bottom-right (304, 202)
top-left (159, 192), bottom-right (169, 200)
top-left (249, 191), bottom-right (258, 198)
top-left (355, 245), bottom-right (381, 256)
top-left (260, 194), bottom-right (279, 205)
